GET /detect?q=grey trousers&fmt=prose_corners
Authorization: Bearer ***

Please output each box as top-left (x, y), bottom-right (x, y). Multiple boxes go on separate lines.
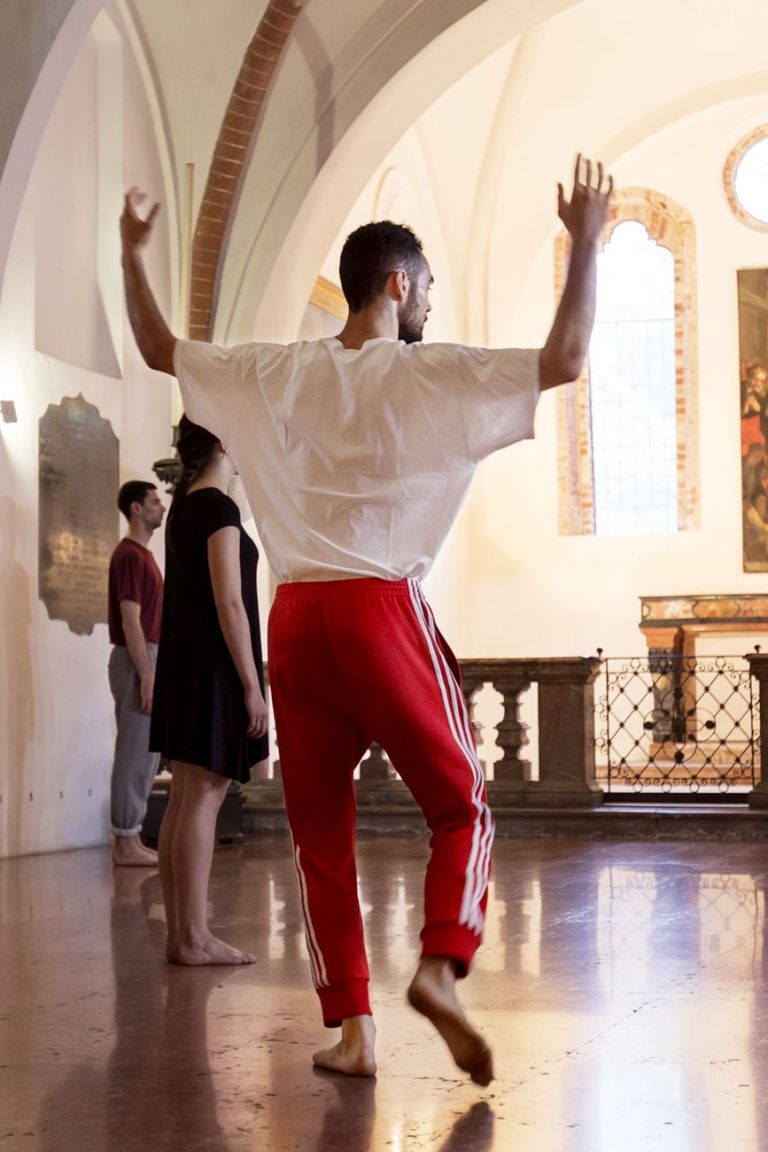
top-left (108, 644), bottom-right (159, 836)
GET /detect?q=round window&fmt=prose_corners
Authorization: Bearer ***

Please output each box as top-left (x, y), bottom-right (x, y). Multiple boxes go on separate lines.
top-left (725, 126), bottom-right (768, 230)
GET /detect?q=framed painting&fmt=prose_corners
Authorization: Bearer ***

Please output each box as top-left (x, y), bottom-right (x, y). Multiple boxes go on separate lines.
top-left (739, 268), bottom-right (768, 571)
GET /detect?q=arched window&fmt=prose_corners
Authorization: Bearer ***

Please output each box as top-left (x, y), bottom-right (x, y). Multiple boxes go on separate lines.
top-left (555, 189), bottom-right (698, 536)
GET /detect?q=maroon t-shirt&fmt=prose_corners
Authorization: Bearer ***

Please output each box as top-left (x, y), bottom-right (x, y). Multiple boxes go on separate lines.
top-left (108, 538), bottom-right (163, 645)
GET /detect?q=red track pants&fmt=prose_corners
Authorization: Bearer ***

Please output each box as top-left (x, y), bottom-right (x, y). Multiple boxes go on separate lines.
top-left (267, 577), bottom-right (494, 1027)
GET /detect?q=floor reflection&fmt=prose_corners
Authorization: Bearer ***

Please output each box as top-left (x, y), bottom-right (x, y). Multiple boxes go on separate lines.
top-left (108, 870), bottom-right (232, 1152)
top-left (5, 838), bottom-right (768, 1150)
top-left (438, 1102), bottom-right (495, 1151)
top-left (310, 1073), bottom-right (376, 1152)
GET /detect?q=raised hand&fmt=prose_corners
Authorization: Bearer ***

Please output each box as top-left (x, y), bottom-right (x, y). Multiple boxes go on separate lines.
top-left (120, 187), bottom-right (161, 253)
top-left (557, 154), bottom-right (613, 246)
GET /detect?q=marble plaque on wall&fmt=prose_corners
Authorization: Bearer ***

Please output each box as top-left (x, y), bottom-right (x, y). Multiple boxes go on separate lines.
top-left (39, 395), bottom-right (118, 635)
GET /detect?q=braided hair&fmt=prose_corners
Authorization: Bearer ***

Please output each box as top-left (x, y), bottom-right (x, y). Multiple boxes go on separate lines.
top-left (166, 414), bottom-right (220, 555)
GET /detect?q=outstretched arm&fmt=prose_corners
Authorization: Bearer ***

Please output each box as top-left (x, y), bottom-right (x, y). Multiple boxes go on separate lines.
top-left (539, 155), bottom-right (613, 391)
top-left (120, 187), bottom-right (177, 376)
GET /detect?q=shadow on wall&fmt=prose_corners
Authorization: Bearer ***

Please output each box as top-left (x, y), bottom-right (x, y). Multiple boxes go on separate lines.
top-left (0, 476), bottom-right (35, 857)
top-left (292, 16), bottom-right (334, 180)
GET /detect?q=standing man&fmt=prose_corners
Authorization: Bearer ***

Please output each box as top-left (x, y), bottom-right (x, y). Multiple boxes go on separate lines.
top-left (119, 155), bottom-right (612, 1082)
top-left (108, 480), bottom-right (166, 867)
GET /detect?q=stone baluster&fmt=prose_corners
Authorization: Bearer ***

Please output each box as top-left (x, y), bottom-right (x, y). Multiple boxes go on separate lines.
top-left (460, 660), bottom-right (532, 786)
top-left (460, 665), bottom-right (489, 779)
top-left (359, 742), bottom-right (391, 781)
top-left (489, 671), bottom-right (534, 782)
top-left (263, 666), bottom-right (281, 780)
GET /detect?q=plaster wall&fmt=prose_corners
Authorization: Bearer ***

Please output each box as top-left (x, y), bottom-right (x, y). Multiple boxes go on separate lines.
top-left (0, 6), bottom-right (173, 858)
top-left (468, 94), bottom-right (768, 659)
top-left (302, 3), bottom-right (768, 662)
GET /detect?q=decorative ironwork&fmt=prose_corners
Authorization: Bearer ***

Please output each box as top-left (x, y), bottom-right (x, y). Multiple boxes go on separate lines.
top-left (596, 655), bottom-right (759, 794)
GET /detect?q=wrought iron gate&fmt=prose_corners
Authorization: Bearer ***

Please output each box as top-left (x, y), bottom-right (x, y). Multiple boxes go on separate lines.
top-left (596, 655), bottom-right (760, 796)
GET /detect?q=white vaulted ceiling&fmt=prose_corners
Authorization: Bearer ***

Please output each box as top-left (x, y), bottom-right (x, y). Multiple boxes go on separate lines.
top-left (4, 0), bottom-right (768, 345)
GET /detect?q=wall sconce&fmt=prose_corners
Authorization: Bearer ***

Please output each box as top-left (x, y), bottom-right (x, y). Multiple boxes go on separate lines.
top-left (152, 423), bottom-right (182, 493)
top-left (1, 400), bottom-right (17, 423)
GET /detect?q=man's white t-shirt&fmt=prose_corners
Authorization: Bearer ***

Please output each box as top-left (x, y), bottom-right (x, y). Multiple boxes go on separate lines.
top-left (175, 337), bottom-right (540, 583)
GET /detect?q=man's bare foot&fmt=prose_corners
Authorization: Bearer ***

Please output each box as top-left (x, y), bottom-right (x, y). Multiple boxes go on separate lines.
top-left (112, 835), bottom-right (159, 868)
top-left (173, 932), bottom-right (256, 966)
top-left (407, 957), bottom-right (494, 1086)
top-left (312, 1015), bottom-right (377, 1077)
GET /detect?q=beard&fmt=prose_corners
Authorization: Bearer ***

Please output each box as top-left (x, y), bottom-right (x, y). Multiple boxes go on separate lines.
top-left (397, 288), bottom-right (425, 344)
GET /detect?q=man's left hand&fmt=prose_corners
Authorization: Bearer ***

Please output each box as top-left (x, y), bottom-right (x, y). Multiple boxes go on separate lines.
top-left (557, 154), bottom-right (613, 248)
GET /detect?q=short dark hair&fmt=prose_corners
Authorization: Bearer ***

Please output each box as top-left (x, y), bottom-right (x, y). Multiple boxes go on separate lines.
top-left (117, 480), bottom-right (156, 520)
top-left (339, 221), bottom-right (424, 312)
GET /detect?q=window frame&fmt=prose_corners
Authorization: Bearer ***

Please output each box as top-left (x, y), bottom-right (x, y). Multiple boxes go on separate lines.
top-left (724, 124), bottom-right (768, 231)
top-left (555, 187), bottom-right (699, 536)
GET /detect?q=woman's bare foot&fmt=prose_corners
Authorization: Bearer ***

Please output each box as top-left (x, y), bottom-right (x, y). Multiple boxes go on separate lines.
top-left (112, 834), bottom-right (159, 868)
top-left (312, 1015), bottom-right (377, 1077)
top-left (407, 957), bottom-right (494, 1086)
top-left (174, 932), bottom-right (256, 966)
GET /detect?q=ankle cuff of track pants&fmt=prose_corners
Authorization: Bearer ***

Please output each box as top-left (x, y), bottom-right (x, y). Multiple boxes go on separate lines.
top-left (318, 979), bottom-right (372, 1028)
top-left (420, 924), bottom-right (481, 979)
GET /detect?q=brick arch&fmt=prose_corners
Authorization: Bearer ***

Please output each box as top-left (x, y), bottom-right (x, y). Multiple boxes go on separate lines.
top-left (189, 0), bottom-right (305, 341)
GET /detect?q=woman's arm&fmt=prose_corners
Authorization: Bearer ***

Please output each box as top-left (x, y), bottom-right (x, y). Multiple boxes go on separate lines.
top-left (208, 526), bottom-right (268, 739)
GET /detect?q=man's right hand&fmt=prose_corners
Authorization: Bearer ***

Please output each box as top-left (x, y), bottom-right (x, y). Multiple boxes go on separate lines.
top-left (139, 671), bottom-right (155, 714)
top-left (121, 187), bottom-right (160, 254)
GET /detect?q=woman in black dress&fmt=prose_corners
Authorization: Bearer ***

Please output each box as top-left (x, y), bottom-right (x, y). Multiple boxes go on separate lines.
top-left (151, 416), bottom-right (269, 964)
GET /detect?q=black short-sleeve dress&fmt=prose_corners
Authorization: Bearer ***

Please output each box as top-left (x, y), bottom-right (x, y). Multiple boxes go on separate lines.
top-left (150, 487), bottom-right (269, 780)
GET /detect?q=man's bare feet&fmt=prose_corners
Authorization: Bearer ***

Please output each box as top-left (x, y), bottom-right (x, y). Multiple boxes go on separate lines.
top-left (407, 957), bottom-right (494, 1086)
top-left (172, 932), bottom-right (256, 966)
top-left (312, 1014), bottom-right (377, 1077)
top-left (112, 834), bottom-right (159, 868)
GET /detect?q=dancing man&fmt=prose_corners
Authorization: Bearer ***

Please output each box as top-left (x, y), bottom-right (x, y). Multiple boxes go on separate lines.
top-left (120, 155), bottom-right (612, 1084)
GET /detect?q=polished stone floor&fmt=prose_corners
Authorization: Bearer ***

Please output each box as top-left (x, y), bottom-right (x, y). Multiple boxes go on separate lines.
top-left (3, 835), bottom-right (768, 1151)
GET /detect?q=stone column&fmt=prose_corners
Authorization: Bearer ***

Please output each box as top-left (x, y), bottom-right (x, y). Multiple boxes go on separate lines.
top-left (533, 657), bottom-right (604, 808)
top-left (746, 652), bottom-right (768, 808)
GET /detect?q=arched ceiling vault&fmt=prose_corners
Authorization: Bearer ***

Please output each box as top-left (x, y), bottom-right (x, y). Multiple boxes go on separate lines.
top-left (6, 0), bottom-right (768, 351)
top-left (0, 0), bottom-right (582, 336)
top-left (0, 0), bottom-right (104, 295)
top-left (218, 0), bottom-right (582, 343)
